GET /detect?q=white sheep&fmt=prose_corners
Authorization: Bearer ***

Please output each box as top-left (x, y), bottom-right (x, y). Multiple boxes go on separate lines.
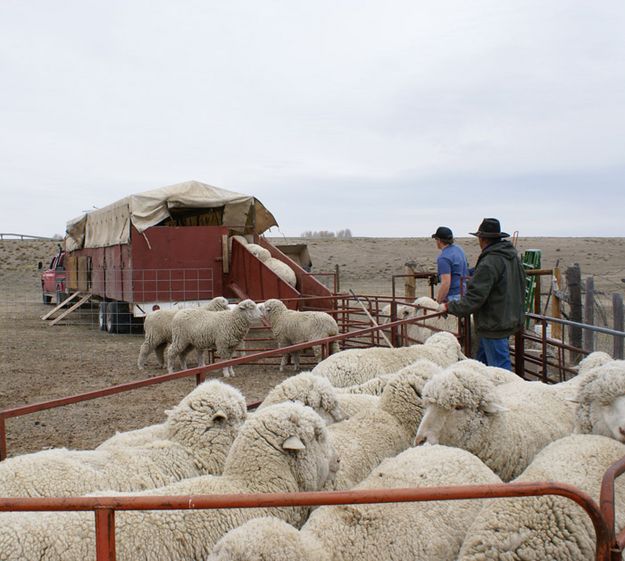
top-left (458, 433), bottom-right (625, 561)
top-left (266, 257), bottom-right (297, 287)
top-left (166, 299), bottom-right (262, 376)
top-left (339, 358), bottom-right (442, 395)
top-left (257, 372), bottom-right (347, 424)
top-left (97, 379), bottom-right (246, 451)
top-left (260, 299), bottom-right (340, 372)
top-left (0, 381), bottom-right (248, 497)
top-left (415, 363), bottom-right (577, 481)
top-left (208, 445), bottom-right (502, 561)
top-left (574, 360), bottom-right (625, 440)
top-left (312, 331), bottom-right (465, 388)
top-left (0, 402), bottom-right (339, 561)
top-left (326, 365), bottom-right (436, 490)
top-left (245, 242), bottom-right (271, 262)
top-left (137, 296), bottom-right (229, 370)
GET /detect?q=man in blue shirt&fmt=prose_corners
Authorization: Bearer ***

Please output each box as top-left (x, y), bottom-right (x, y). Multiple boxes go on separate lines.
top-left (431, 226), bottom-right (469, 303)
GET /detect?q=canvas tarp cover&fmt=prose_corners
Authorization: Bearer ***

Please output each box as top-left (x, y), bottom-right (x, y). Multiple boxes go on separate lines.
top-left (65, 180), bottom-right (278, 250)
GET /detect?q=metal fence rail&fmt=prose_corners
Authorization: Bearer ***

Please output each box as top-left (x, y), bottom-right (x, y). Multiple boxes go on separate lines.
top-left (0, 481), bottom-right (614, 561)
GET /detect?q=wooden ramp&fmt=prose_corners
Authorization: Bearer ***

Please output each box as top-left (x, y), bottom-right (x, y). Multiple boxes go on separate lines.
top-left (41, 292), bottom-right (92, 326)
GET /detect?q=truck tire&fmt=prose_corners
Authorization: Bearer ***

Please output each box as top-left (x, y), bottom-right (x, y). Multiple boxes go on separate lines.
top-left (42, 292), bottom-right (52, 305)
top-left (98, 302), bottom-right (108, 331)
top-left (106, 301), bottom-right (131, 334)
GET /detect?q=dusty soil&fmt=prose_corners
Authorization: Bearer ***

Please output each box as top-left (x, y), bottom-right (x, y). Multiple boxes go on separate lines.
top-left (1, 236), bottom-right (624, 457)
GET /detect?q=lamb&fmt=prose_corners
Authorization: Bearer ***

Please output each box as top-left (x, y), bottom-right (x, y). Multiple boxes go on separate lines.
top-left (208, 445), bottom-right (502, 561)
top-left (312, 330), bottom-right (465, 388)
top-left (97, 379), bottom-right (246, 451)
top-left (574, 360), bottom-right (625, 439)
top-left (458, 433), bottom-right (625, 560)
top-left (257, 372), bottom-right (347, 424)
top-left (339, 358), bottom-right (442, 395)
top-left (0, 380), bottom-right (248, 497)
top-left (245, 242), bottom-right (271, 262)
top-left (260, 299), bottom-right (341, 371)
top-left (415, 363), bottom-right (577, 481)
top-left (326, 365), bottom-right (436, 490)
top-left (137, 296), bottom-right (230, 370)
top-left (166, 298), bottom-right (262, 376)
top-left (0, 402), bottom-right (339, 561)
top-left (266, 257), bottom-right (297, 287)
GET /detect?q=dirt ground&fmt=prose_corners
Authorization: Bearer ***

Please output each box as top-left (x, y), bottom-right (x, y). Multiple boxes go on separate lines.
top-left (1, 236), bottom-right (624, 457)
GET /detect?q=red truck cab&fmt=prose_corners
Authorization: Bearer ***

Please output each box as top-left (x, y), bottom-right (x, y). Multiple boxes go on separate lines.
top-left (39, 247), bottom-right (67, 304)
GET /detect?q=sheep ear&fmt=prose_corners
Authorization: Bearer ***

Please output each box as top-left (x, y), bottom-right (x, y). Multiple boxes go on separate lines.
top-left (483, 400), bottom-right (508, 414)
top-left (211, 410), bottom-right (227, 423)
top-left (282, 435), bottom-right (306, 450)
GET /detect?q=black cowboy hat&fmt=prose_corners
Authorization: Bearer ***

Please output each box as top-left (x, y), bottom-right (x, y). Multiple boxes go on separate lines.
top-left (431, 226), bottom-right (453, 242)
top-left (469, 218), bottom-right (510, 239)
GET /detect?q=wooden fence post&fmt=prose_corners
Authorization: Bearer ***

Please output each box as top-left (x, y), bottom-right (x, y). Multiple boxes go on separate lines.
top-left (566, 264), bottom-right (583, 363)
top-left (404, 264), bottom-right (416, 300)
top-left (551, 267), bottom-right (562, 340)
top-left (614, 293), bottom-right (624, 359)
top-left (583, 276), bottom-right (595, 352)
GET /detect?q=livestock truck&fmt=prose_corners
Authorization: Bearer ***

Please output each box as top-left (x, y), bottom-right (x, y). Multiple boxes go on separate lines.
top-left (41, 180), bottom-right (334, 332)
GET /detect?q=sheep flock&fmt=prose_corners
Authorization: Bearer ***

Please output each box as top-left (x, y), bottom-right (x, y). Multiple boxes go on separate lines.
top-left (4, 284), bottom-right (625, 561)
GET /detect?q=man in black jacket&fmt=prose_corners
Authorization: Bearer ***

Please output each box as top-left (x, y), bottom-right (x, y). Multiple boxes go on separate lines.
top-left (438, 218), bottom-right (526, 370)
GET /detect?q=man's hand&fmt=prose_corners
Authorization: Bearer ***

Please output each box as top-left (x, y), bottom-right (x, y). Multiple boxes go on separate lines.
top-left (437, 303), bottom-right (448, 317)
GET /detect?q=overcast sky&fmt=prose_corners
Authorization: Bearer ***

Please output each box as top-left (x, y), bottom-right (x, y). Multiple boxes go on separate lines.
top-left (1, 1), bottom-right (624, 238)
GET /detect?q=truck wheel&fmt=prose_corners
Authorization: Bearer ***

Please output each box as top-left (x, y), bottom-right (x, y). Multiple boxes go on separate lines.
top-left (42, 293), bottom-right (52, 305)
top-left (98, 302), bottom-right (108, 331)
top-left (106, 302), bottom-right (131, 334)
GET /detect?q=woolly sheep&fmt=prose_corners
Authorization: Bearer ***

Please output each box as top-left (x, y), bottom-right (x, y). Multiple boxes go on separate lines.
top-left (137, 296), bottom-right (230, 370)
top-left (260, 299), bottom-right (340, 371)
top-left (0, 402), bottom-right (339, 561)
top-left (257, 372), bottom-right (347, 424)
top-left (458, 434), bottom-right (625, 561)
top-left (255, 371), bottom-right (376, 422)
top-left (208, 445), bottom-right (502, 561)
top-left (406, 296), bottom-right (459, 343)
top-left (166, 299), bottom-right (262, 376)
top-left (312, 331), bottom-right (465, 388)
top-left (266, 257), bottom-right (297, 287)
top-left (575, 360), bottom-right (625, 440)
top-left (339, 358), bottom-right (442, 395)
top-left (0, 381), bottom-right (247, 497)
top-left (245, 243), bottom-right (271, 262)
top-left (97, 379), bottom-right (246, 452)
top-left (326, 366), bottom-right (435, 490)
top-left (415, 363), bottom-right (577, 481)
top-left (228, 234), bottom-right (249, 253)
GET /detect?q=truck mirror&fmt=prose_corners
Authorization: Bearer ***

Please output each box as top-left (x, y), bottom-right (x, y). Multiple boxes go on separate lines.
top-left (37, 261), bottom-right (43, 270)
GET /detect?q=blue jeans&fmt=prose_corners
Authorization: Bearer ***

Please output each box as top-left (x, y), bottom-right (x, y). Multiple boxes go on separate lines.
top-left (476, 337), bottom-right (511, 370)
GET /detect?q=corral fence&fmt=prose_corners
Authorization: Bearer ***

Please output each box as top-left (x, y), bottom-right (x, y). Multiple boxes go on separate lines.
top-left (0, 476), bottom-right (620, 561)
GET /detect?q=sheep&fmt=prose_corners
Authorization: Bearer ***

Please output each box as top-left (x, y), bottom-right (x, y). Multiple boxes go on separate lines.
top-left (326, 365), bottom-right (436, 490)
top-left (0, 381), bottom-right (247, 497)
top-left (0, 402), bottom-right (339, 561)
top-left (260, 299), bottom-right (340, 372)
top-left (266, 257), bottom-right (297, 287)
top-left (228, 234), bottom-right (249, 253)
top-left (574, 360), bottom-right (625, 440)
top-left (97, 379), bottom-right (246, 452)
top-left (166, 299), bottom-right (262, 376)
top-left (208, 445), bottom-right (502, 561)
top-left (312, 331), bottom-right (465, 388)
top-left (245, 242), bottom-right (271, 262)
top-left (255, 371), bottom-right (377, 422)
top-left (339, 358), bottom-right (442, 395)
top-left (415, 363), bottom-right (577, 481)
top-left (458, 433), bottom-right (625, 561)
top-left (257, 372), bottom-right (347, 424)
top-left (137, 296), bottom-right (230, 370)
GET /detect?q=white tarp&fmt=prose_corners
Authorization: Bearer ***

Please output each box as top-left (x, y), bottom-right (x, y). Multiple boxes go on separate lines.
top-left (65, 180), bottom-right (278, 250)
